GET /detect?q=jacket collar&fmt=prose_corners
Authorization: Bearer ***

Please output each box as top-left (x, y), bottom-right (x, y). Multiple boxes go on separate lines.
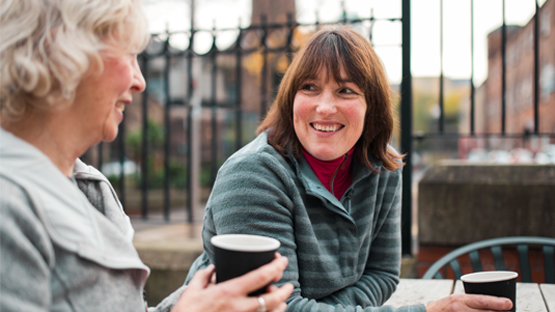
top-left (286, 145), bottom-right (380, 220)
top-left (0, 128), bottom-right (149, 278)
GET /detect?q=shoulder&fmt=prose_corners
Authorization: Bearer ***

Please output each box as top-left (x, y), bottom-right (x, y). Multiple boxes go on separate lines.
top-left (209, 133), bottom-right (300, 202)
top-left (1, 176), bottom-right (36, 216)
top-left (0, 176), bottom-right (54, 263)
top-left (220, 132), bottom-right (293, 176)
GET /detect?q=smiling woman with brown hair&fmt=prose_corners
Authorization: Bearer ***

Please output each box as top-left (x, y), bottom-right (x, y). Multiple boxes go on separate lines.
top-left (258, 26), bottom-right (400, 172)
top-left (185, 26), bottom-right (512, 312)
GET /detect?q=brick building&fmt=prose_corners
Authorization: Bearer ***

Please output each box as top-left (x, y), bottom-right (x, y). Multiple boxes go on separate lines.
top-left (481, 0), bottom-right (555, 136)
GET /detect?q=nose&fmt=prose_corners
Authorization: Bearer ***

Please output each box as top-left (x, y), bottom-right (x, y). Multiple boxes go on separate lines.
top-left (131, 57), bottom-right (146, 93)
top-left (315, 92), bottom-right (337, 116)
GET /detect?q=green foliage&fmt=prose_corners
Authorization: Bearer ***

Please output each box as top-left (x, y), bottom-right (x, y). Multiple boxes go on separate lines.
top-left (412, 90), bottom-right (463, 133)
top-left (125, 120), bottom-right (188, 190)
top-left (126, 119), bottom-right (165, 163)
top-left (107, 174), bottom-right (120, 188)
top-left (413, 90), bottom-right (437, 133)
top-left (132, 157), bottom-right (187, 189)
top-left (168, 159), bottom-right (187, 188)
top-left (200, 165), bottom-right (213, 187)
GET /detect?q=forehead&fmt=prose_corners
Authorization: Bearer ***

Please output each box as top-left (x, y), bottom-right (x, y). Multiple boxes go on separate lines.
top-left (306, 66), bottom-right (352, 84)
top-left (298, 52), bottom-right (351, 80)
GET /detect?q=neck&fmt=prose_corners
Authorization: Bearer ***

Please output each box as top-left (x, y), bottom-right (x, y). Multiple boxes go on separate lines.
top-left (302, 148), bottom-right (355, 200)
top-left (2, 111), bottom-right (93, 177)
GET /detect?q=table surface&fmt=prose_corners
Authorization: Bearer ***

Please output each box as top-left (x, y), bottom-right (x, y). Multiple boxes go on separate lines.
top-left (384, 278), bottom-right (553, 312)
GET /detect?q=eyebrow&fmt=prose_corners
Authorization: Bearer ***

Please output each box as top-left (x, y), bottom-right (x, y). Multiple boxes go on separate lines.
top-left (304, 77), bottom-right (354, 84)
top-left (337, 77), bottom-right (354, 83)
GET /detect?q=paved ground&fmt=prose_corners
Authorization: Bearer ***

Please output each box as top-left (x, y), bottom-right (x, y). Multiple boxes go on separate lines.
top-left (130, 209), bottom-right (200, 231)
top-left (130, 209), bottom-right (204, 269)
top-left (131, 209), bottom-right (203, 250)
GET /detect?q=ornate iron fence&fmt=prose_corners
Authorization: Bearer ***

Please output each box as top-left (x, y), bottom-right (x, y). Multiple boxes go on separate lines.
top-left (85, 0), bottom-right (554, 256)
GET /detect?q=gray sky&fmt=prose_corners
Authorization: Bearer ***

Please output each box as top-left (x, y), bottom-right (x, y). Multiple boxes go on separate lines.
top-left (142, 0), bottom-right (545, 85)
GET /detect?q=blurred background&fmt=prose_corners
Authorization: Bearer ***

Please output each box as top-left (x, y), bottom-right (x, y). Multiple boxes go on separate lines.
top-left (81, 0), bottom-right (554, 296)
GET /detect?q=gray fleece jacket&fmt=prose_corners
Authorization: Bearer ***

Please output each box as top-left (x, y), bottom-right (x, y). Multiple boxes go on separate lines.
top-left (0, 128), bottom-right (182, 312)
top-left (185, 131), bottom-right (425, 312)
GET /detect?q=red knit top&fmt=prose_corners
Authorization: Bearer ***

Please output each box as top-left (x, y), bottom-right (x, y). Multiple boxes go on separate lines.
top-left (302, 147), bottom-right (355, 200)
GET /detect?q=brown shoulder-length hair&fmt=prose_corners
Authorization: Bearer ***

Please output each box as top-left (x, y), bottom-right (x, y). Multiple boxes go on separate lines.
top-left (256, 26), bottom-right (403, 172)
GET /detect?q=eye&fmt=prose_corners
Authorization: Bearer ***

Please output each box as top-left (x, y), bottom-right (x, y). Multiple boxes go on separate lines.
top-left (300, 84), bottom-right (316, 91)
top-left (339, 87), bottom-right (356, 94)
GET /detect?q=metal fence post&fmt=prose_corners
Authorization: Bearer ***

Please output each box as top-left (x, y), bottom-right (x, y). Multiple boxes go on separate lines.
top-left (401, 0), bottom-right (413, 256)
top-left (140, 55), bottom-right (149, 220)
top-left (236, 21), bottom-right (243, 150)
top-left (163, 33), bottom-right (171, 222)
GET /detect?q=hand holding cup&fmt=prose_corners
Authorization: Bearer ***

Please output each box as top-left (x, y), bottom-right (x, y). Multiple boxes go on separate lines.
top-left (461, 271), bottom-right (518, 312)
top-left (211, 234), bottom-right (282, 296)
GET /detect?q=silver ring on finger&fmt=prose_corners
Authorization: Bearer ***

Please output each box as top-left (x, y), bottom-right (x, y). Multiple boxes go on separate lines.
top-left (255, 296), bottom-right (267, 312)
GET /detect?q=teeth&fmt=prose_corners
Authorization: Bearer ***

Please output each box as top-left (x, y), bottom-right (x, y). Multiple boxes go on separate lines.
top-left (116, 102), bottom-right (125, 112)
top-left (313, 123), bottom-right (340, 132)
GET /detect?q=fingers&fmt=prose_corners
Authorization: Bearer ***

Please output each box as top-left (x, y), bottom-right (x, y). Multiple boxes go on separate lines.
top-left (272, 254), bottom-right (287, 282)
top-left (463, 294), bottom-right (513, 311)
top-left (221, 255), bottom-right (289, 294)
top-left (426, 294), bottom-right (513, 312)
top-left (260, 283), bottom-right (294, 311)
top-left (187, 264), bottom-right (215, 290)
top-left (269, 302), bottom-right (287, 312)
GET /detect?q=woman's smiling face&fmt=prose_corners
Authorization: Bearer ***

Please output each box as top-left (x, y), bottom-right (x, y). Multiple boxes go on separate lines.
top-left (293, 68), bottom-right (366, 161)
top-left (72, 44), bottom-right (145, 143)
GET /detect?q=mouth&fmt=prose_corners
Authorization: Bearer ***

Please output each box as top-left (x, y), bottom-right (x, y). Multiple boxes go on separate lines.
top-left (311, 122), bottom-right (344, 133)
top-left (116, 101), bottom-right (127, 113)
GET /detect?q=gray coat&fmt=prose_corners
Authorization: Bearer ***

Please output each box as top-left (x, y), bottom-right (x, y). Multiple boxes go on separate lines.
top-left (186, 132), bottom-right (425, 312)
top-left (0, 128), bottom-right (181, 312)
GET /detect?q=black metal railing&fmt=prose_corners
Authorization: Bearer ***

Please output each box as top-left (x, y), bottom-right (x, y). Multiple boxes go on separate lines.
top-left (91, 8), bottom-right (403, 219)
top-left (85, 0), bottom-right (554, 256)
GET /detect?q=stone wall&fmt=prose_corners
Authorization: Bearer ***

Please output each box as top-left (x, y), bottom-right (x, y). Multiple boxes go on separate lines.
top-left (133, 223), bottom-right (204, 306)
top-left (418, 164), bottom-right (555, 246)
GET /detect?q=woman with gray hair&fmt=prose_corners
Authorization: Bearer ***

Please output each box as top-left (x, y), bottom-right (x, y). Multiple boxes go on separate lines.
top-left (0, 0), bottom-right (293, 311)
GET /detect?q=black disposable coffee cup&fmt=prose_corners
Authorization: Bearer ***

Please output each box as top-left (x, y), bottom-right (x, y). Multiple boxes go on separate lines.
top-left (461, 271), bottom-right (518, 312)
top-left (211, 234), bottom-right (281, 296)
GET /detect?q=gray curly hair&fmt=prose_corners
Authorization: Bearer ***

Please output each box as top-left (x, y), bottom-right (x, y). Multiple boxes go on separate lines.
top-left (0, 0), bottom-right (149, 120)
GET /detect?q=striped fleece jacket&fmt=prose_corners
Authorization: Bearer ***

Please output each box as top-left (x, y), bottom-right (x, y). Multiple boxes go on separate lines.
top-left (185, 131), bottom-right (425, 312)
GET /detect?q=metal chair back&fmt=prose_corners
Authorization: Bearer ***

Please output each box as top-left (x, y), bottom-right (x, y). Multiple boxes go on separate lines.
top-left (422, 236), bottom-right (555, 283)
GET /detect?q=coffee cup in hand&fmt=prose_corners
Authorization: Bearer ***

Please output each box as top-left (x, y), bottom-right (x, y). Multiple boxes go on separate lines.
top-left (461, 271), bottom-right (518, 312)
top-left (210, 234), bottom-right (281, 296)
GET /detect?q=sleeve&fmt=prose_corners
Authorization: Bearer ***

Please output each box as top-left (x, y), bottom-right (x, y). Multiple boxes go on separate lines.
top-left (195, 155), bottom-right (426, 312)
top-left (0, 178), bottom-right (54, 312)
top-left (147, 285), bottom-right (187, 312)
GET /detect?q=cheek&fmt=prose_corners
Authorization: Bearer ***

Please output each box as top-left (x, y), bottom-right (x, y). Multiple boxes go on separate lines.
top-left (116, 68), bottom-right (134, 90)
top-left (348, 104), bottom-right (367, 132)
top-left (292, 98), bottom-right (301, 123)
top-left (293, 97), bottom-right (310, 123)
top-left (105, 59), bottom-right (134, 92)
top-left (292, 98), bottom-right (308, 140)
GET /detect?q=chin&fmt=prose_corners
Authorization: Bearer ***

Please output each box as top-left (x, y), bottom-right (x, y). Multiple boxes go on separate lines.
top-left (102, 129), bottom-right (119, 143)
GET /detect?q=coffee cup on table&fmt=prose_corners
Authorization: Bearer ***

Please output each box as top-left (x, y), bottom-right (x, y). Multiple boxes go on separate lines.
top-left (210, 234), bottom-right (281, 296)
top-left (461, 271), bottom-right (518, 312)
